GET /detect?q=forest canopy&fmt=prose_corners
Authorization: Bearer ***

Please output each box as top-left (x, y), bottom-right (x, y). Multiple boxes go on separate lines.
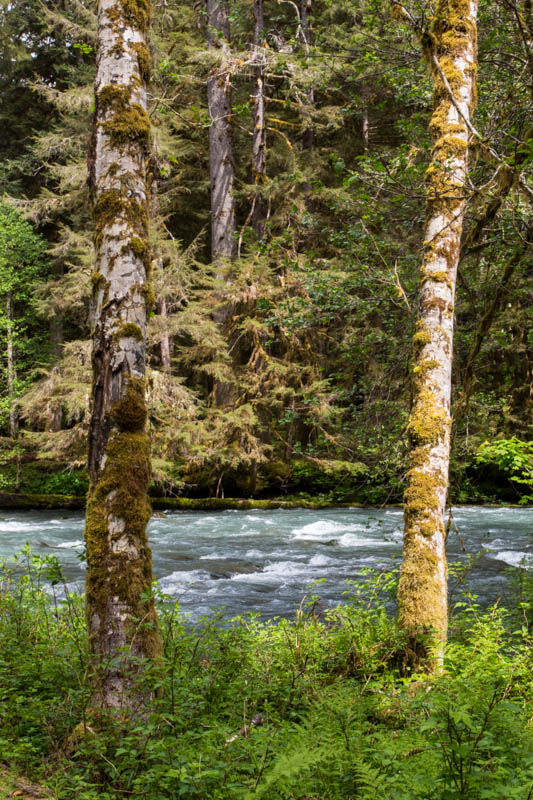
top-left (0, 0), bottom-right (530, 505)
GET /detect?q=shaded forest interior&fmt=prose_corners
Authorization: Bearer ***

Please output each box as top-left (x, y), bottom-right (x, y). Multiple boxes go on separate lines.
top-left (0, 0), bottom-right (531, 504)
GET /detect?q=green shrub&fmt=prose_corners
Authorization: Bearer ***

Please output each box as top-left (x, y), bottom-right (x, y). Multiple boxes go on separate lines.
top-left (1, 553), bottom-right (533, 800)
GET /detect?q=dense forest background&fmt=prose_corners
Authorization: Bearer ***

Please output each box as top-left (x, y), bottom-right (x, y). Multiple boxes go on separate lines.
top-left (0, 0), bottom-right (531, 503)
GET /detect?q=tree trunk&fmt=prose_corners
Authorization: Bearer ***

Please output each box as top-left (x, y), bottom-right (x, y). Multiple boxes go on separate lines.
top-left (207, 0), bottom-right (236, 263)
top-left (6, 291), bottom-right (17, 440)
top-left (397, 0), bottom-right (478, 661)
top-left (251, 0), bottom-right (267, 240)
top-left (300, 0), bottom-right (314, 153)
top-left (159, 295), bottom-right (172, 373)
top-left (85, 0), bottom-right (162, 710)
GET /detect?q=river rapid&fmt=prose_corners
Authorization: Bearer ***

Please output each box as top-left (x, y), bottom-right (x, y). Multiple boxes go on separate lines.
top-left (0, 506), bottom-right (532, 620)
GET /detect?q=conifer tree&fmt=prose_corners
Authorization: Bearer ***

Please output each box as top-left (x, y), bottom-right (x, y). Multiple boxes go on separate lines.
top-left (207, 0), bottom-right (236, 262)
top-left (85, 0), bottom-right (162, 709)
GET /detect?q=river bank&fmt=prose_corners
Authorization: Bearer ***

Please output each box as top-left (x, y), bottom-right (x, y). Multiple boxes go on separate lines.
top-left (0, 492), bottom-right (365, 511)
top-left (0, 492), bottom-right (528, 512)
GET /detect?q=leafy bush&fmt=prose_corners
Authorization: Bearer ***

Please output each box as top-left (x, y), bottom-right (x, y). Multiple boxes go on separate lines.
top-left (1, 553), bottom-right (533, 799)
top-left (476, 437), bottom-right (533, 503)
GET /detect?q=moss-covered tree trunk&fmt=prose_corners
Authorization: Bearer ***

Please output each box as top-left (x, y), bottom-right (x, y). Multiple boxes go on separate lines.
top-left (85, 0), bottom-right (162, 710)
top-left (398, 0), bottom-right (478, 660)
top-left (207, 0), bottom-right (236, 262)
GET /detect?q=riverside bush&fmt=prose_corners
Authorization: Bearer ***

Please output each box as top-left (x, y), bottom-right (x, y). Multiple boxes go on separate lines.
top-left (1, 553), bottom-right (533, 799)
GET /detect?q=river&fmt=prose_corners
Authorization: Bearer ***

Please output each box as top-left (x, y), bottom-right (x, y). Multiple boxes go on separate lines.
top-left (0, 506), bottom-right (531, 619)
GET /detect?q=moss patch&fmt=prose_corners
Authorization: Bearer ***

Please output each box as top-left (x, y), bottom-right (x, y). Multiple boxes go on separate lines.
top-left (85, 428), bottom-right (161, 664)
top-left (132, 41), bottom-right (152, 82)
top-left (115, 322), bottom-right (143, 341)
top-left (398, 541), bottom-right (447, 641)
top-left (121, 0), bottom-right (153, 31)
top-left (110, 376), bottom-right (147, 432)
top-left (404, 467), bottom-right (445, 537)
top-left (91, 272), bottom-right (108, 290)
top-left (98, 84), bottom-right (131, 112)
top-left (407, 387), bottom-right (449, 446)
top-left (94, 189), bottom-right (149, 243)
top-left (103, 104), bottom-right (151, 152)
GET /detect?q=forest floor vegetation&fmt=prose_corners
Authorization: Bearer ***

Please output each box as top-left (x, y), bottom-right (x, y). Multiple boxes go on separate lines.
top-left (2, 554), bottom-right (533, 799)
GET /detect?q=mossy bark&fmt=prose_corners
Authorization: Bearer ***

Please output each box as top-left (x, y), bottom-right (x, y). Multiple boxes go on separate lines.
top-left (398, 0), bottom-right (478, 662)
top-left (86, 0), bottom-right (161, 710)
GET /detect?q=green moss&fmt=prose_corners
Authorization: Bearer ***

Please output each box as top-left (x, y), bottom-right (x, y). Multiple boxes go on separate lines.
top-left (94, 189), bottom-right (149, 243)
top-left (121, 0), bottom-right (152, 31)
top-left (98, 84), bottom-right (130, 111)
top-left (407, 387), bottom-right (449, 446)
top-left (404, 467), bottom-right (445, 534)
top-left (420, 270), bottom-right (453, 289)
top-left (433, 0), bottom-right (475, 39)
top-left (438, 56), bottom-right (464, 91)
top-left (400, 457), bottom-right (448, 648)
top-left (413, 359), bottom-right (441, 381)
top-left (141, 283), bottom-right (155, 312)
top-left (0, 492), bottom-right (85, 509)
top-left (413, 323), bottom-right (432, 351)
top-left (93, 189), bottom-right (123, 231)
top-left (132, 41), bottom-right (152, 82)
top-left (91, 272), bottom-right (107, 289)
top-left (115, 322), bottom-right (143, 342)
top-left (128, 236), bottom-right (149, 263)
top-left (103, 103), bottom-right (151, 151)
top-left (434, 134), bottom-right (468, 156)
top-left (85, 427), bottom-right (161, 663)
top-left (398, 541), bottom-right (446, 641)
top-left (110, 376), bottom-right (147, 433)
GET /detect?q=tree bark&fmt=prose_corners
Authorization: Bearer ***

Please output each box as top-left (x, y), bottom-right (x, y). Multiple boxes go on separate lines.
top-left (6, 291), bottom-right (17, 440)
top-left (207, 0), bottom-right (236, 263)
top-left (85, 0), bottom-right (162, 710)
top-left (397, 0), bottom-right (478, 661)
top-left (251, 0), bottom-right (267, 240)
top-left (159, 295), bottom-right (172, 373)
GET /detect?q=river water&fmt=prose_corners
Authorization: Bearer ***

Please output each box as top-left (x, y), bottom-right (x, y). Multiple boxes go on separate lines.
top-left (0, 506), bottom-right (532, 620)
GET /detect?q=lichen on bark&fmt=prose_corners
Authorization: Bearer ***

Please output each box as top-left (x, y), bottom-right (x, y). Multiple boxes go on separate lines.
top-left (85, 0), bottom-right (161, 710)
top-left (397, 0), bottom-right (478, 663)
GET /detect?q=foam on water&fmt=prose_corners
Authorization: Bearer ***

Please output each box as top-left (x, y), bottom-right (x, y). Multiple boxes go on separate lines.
top-left (337, 534), bottom-right (387, 548)
top-left (56, 540), bottom-right (84, 549)
top-left (292, 520), bottom-right (369, 539)
top-left (492, 551), bottom-right (532, 568)
top-left (0, 520), bottom-right (48, 533)
top-left (159, 569), bottom-right (211, 586)
top-left (309, 554), bottom-right (339, 566)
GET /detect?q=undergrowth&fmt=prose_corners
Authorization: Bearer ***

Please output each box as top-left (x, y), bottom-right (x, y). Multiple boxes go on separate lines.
top-left (1, 552), bottom-right (533, 799)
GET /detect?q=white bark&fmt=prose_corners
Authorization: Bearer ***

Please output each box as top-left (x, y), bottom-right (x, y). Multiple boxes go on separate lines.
top-left (398, 0), bottom-right (478, 659)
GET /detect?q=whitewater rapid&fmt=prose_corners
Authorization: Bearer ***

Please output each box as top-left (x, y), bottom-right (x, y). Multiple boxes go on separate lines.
top-left (0, 505), bottom-right (531, 619)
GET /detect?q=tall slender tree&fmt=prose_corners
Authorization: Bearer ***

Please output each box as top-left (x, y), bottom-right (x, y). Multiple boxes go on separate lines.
top-left (207, 0), bottom-right (236, 262)
top-left (251, 0), bottom-right (267, 240)
top-left (397, 0), bottom-right (479, 659)
top-left (85, 0), bottom-right (162, 709)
